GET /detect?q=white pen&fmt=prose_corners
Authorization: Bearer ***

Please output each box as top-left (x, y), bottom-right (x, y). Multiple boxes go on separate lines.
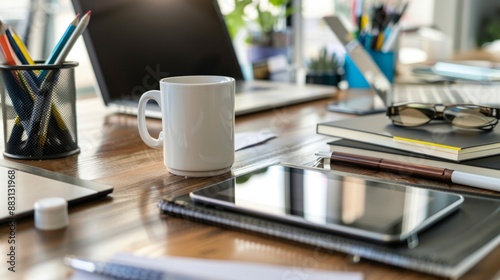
top-left (315, 151), bottom-right (500, 192)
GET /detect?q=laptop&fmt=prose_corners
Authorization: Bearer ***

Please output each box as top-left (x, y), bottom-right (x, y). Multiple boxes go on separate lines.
top-left (70, 0), bottom-right (337, 117)
top-left (323, 16), bottom-right (500, 106)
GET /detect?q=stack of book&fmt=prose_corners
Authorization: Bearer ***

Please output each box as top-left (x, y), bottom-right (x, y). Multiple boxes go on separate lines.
top-left (316, 113), bottom-right (500, 177)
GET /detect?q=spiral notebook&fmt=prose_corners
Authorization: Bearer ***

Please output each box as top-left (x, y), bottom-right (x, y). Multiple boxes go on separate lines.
top-left (158, 190), bottom-right (500, 279)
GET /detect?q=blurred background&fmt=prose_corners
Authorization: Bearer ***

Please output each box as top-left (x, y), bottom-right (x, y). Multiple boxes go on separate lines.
top-left (1, 0), bottom-right (500, 96)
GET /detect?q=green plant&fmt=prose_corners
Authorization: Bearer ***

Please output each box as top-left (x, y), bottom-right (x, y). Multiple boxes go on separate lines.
top-left (255, 0), bottom-right (294, 34)
top-left (224, 0), bottom-right (294, 39)
top-left (478, 16), bottom-right (500, 47)
top-left (224, 0), bottom-right (253, 39)
top-left (307, 47), bottom-right (340, 74)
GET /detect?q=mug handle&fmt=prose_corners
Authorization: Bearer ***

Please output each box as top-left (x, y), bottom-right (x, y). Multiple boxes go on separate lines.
top-left (137, 90), bottom-right (164, 148)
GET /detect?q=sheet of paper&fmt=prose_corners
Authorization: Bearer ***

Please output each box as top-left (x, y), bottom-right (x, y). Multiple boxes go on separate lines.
top-left (235, 129), bottom-right (277, 151)
top-left (71, 252), bottom-right (364, 280)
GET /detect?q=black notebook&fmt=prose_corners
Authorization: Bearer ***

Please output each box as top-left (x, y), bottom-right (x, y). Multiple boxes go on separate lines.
top-left (158, 191), bottom-right (500, 279)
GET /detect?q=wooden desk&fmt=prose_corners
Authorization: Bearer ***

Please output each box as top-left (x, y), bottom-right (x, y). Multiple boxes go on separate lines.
top-left (1, 96), bottom-right (499, 279)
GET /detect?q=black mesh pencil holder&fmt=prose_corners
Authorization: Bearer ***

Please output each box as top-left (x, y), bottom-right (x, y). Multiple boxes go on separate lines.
top-left (0, 61), bottom-right (80, 159)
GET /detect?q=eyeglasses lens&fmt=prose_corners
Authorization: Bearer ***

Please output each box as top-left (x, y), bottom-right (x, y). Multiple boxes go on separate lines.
top-left (391, 106), bottom-right (434, 126)
top-left (443, 105), bottom-right (497, 128)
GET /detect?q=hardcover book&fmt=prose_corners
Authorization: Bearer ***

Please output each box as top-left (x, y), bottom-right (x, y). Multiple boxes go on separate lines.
top-left (316, 113), bottom-right (500, 161)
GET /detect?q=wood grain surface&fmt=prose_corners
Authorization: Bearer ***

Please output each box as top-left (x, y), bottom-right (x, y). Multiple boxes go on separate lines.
top-left (0, 94), bottom-right (498, 280)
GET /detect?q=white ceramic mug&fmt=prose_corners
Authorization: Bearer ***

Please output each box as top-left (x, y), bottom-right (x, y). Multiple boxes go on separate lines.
top-left (137, 76), bottom-right (235, 177)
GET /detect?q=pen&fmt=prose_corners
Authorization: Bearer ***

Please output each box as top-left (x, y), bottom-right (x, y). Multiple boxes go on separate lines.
top-left (392, 1), bottom-right (409, 26)
top-left (315, 151), bottom-right (500, 192)
top-left (381, 23), bottom-right (400, 52)
top-left (64, 255), bottom-right (205, 280)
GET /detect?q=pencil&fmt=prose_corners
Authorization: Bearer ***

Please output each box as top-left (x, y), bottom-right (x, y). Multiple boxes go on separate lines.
top-left (29, 11), bottom-right (91, 156)
top-left (0, 22), bottom-right (18, 66)
top-left (38, 13), bottom-right (80, 81)
top-left (5, 70), bottom-right (33, 120)
top-left (11, 28), bottom-right (35, 65)
top-left (10, 24), bottom-right (73, 140)
top-left (5, 25), bottom-right (41, 85)
top-left (45, 13), bottom-right (80, 65)
top-left (5, 27), bottom-right (28, 65)
top-left (54, 10), bottom-right (91, 64)
top-left (0, 22), bottom-right (34, 137)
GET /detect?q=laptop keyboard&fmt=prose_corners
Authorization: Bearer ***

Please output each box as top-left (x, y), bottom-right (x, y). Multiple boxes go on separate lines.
top-left (393, 84), bottom-right (500, 105)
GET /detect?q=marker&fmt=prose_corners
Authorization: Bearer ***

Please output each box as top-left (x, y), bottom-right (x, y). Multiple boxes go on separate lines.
top-left (315, 151), bottom-right (500, 192)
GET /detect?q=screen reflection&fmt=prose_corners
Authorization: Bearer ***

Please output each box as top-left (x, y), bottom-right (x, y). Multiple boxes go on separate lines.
top-left (227, 166), bottom-right (459, 235)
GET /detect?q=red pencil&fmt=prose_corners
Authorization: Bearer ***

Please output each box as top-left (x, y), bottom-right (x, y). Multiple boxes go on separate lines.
top-left (0, 21), bottom-right (18, 65)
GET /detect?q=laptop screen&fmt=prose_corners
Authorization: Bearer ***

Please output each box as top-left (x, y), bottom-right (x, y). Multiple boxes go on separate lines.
top-left (71, 0), bottom-right (244, 104)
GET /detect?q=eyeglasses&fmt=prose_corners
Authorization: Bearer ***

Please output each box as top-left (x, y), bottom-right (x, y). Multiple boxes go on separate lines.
top-left (387, 103), bottom-right (500, 130)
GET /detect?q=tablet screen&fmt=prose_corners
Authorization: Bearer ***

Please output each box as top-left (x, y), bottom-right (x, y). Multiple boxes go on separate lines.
top-left (190, 165), bottom-right (463, 243)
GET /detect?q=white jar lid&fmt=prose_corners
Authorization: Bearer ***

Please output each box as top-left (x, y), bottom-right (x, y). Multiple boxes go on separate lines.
top-left (34, 197), bottom-right (68, 230)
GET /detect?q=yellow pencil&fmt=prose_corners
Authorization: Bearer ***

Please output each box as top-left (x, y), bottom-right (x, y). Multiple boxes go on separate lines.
top-left (11, 28), bottom-right (35, 65)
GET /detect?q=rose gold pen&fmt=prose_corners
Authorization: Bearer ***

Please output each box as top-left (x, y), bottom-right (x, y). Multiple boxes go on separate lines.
top-left (315, 151), bottom-right (500, 192)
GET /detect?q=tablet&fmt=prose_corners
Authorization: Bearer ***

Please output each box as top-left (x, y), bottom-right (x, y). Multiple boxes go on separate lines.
top-left (189, 164), bottom-right (464, 245)
top-left (0, 159), bottom-right (113, 223)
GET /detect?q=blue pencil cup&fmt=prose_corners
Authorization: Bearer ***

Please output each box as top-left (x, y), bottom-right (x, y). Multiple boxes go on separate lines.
top-left (345, 51), bottom-right (395, 88)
